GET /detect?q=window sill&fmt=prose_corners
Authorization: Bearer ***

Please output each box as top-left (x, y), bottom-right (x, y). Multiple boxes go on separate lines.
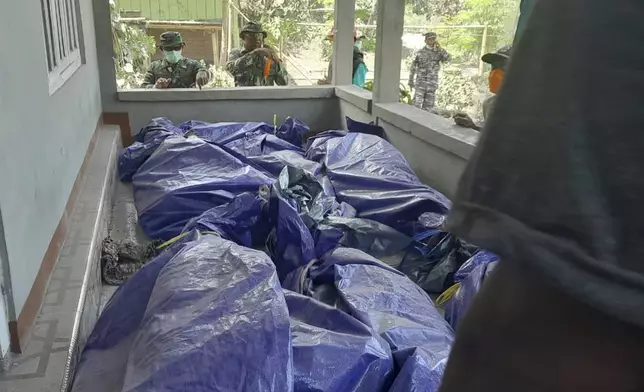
top-left (118, 86), bottom-right (335, 102)
top-left (373, 103), bottom-right (478, 160)
top-left (49, 55), bottom-right (82, 95)
top-left (334, 85), bottom-right (372, 112)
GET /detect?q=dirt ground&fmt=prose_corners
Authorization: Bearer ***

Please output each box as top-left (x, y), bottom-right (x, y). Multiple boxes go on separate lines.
top-left (286, 46), bottom-right (409, 86)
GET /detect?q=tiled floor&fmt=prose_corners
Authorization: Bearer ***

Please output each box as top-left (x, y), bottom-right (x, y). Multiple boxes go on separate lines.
top-left (0, 129), bottom-right (132, 392)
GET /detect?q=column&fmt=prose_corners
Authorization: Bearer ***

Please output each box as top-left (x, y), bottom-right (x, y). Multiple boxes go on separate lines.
top-left (372, 0), bottom-right (405, 103)
top-left (331, 0), bottom-right (356, 85)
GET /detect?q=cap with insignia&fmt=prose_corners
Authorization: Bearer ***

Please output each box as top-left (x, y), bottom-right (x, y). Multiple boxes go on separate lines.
top-left (159, 31), bottom-right (184, 48)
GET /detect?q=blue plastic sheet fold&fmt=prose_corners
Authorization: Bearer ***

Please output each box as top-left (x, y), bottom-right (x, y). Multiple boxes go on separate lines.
top-left (445, 250), bottom-right (499, 329)
top-left (87, 117), bottom-right (476, 392)
top-left (73, 231), bottom-right (293, 392)
top-left (308, 132), bottom-right (451, 234)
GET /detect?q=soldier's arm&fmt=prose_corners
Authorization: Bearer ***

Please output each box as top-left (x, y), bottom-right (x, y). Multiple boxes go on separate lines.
top-left (190, 60), bottom-right (211, 85)
top-left (225, 49), bottom-right (255, 76)
top-left (441, 48), bottom-right (452, 63)
top-left (273, 63), bottom-right (289, 86)
top-left (408, 53), bottom-right (419, 84)
top-left (141, 66), bottom-right (156, 88)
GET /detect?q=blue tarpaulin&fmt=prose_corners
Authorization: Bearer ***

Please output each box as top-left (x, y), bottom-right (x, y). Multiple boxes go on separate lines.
top-left (445, 250), bottom-right (499, 329)
top-left (132, 136), bottom-right (275, 240)
top-left (286, 291), bottom-right (394, 392)
top-left (73, 231), bottom-right (293, 392)
top-left (80, 118), bottom-right (476, 392)
top-left (308, 132), bottom-right (451, 234)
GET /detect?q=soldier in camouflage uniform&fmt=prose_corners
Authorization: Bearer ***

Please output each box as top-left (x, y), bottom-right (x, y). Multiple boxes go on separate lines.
top-left (408, 32), bottom-right (451, 111)
top-left (226, 22), bottom-right (290, 86)
top-left (141, 32), bottom-right (211, 89)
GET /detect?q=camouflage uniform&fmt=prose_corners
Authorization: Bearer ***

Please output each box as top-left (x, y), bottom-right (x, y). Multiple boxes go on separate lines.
top-left (141, 32), bottom-right (209, 88)
top-left (409, 33), bottom-right (451, 111)
top-left (226, 46), bottom-right (289, 86)
top-left (141, 58), bottom-right (208, 88)
top-left (226, 22), bottom-right (290, 87)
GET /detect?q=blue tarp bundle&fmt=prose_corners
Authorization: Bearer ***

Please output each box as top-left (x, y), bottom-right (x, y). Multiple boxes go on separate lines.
top-left (283, 247), bottom-right (454, 391)
top-left (132, 136), bottom-right (275, 240)
top-left (307, 132), bottom-right (451, 234)
top-left (81, 118), bottom-right (477, 392)
top-left (444, 250), bottom-right (499, 329)
top-left (123, 118), bottom-right (312, 240)
top-left (286, 291), bottom-right (394, 392)
top-left (73, 231), bottom-right (293, 392)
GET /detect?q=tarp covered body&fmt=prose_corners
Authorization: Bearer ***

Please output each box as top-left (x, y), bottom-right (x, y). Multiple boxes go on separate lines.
top-left (83, 117), bottom-right (487, 392)
top-left (73, 232), bottom-right (293, 392)
top-left (306, 132), bottom-right (451, 234)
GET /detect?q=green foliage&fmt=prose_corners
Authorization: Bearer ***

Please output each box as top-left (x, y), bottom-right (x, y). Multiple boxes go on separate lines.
top-left (237, 0), bottom-right (318, 54)
top-left (441, 0), bottom-right (519, 60)
top-left (435, 68), bottom-right (486, 117)
top-left (111, 1), bottom-right (156, 89)
top-left (202, 62), bottom-right (236, 88)
top-left (363, 80), bottom-right (413, 104)
top-left (409, 0), bottom-right (465, 19)
top-left (402, 0), bottom-right (519, 114)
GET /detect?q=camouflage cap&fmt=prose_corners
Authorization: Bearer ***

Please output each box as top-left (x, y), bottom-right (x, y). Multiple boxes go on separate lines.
top-left (482, 45), bottom-right (512, 69)
top-left (424, 32), bottom-right (438, 40)
top-left (240, 22), bottom-right (267, 39)
top-left (159, 31), bottom-right (184, 48)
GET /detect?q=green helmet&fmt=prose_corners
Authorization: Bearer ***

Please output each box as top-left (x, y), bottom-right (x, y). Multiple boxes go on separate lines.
top-left (159, 31), bottom-right (184, 48)
top-left (240, 21), bottom-right (267, 39)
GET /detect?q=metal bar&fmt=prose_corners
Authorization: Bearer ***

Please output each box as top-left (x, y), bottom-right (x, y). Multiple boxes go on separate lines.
top-left (297, 22), bottom-right (487, 29)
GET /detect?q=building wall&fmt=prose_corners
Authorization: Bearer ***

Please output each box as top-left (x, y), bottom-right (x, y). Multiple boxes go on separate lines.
top-left (116, 0), bottom-right (223, 21)
top-left (379, 120), bottom-right (469, 198)
top-left (0, 0), bottom-right (102, 342)
top-left (125, 97), bottom-right (342, 136)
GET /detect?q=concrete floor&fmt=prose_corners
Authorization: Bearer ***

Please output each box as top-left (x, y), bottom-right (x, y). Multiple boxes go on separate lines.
top-left (0, 168), bottom-right (145, 391)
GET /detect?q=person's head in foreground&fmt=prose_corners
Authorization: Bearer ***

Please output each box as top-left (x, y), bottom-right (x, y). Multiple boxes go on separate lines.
top-left (453, 45), bottom-right (512, 130)
top-left (482, 45), bottom-right (512, 95)
top-left (424, 32), bottom-right (438, 47)
top-left (325, 26), bottom-right (362, 44)
top-left (240, 22), bottom-right (267, 52)
top-left (159, 32), bottom-right (185, 64)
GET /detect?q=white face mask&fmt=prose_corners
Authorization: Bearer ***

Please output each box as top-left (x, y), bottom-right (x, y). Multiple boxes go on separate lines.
top-left (164, 50), bottom-right (182, 64)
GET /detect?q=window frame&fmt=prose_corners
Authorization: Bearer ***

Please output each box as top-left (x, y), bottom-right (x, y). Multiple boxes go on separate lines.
top-left (41, 0), bottom-right (83, 94)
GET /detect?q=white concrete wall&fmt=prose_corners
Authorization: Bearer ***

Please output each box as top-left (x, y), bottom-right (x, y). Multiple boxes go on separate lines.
top-left (118, 89), bottom-right (342, 135)
top-left (335, 87), bottom-right (477, 199)
top-left (126, 99), bottom-right (341, 136)
top-left (0, 0), bottom-right (102, 337)
top-left (379, 120), bottom-right (470, 198)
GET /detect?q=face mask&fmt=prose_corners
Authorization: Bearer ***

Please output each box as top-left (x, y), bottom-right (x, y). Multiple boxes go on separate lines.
top-left (488, 68), bottom-right (504, 94)
top-left (354, 40), bottom-right (363, 50)
top-left (164, 50), bottom-right (182, 64)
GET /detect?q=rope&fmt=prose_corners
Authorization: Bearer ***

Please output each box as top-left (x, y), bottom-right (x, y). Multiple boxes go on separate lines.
top-left (436, 282), bottom-right (461, 306)
top-left (298, 258), bottom-right (320, 294)
top-left (156, 230), bottom-right (221, 251)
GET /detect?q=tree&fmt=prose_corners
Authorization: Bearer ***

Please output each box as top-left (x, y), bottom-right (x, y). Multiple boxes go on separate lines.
top-left (237, 0), bottom-right (322, 53)
top-left (111, 1), bottom-right (156, 89)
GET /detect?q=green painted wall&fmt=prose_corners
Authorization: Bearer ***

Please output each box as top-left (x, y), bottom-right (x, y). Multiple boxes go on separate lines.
top-left (116, 0), bottom-right (222, 21)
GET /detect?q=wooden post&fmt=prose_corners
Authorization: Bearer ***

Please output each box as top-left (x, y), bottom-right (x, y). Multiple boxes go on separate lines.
top-left (220, 0), bottom-right (229, 64)
top-left (212, 29), bottom-right (220, 66)
top-left (478, 24), bottom-right (488, 75)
